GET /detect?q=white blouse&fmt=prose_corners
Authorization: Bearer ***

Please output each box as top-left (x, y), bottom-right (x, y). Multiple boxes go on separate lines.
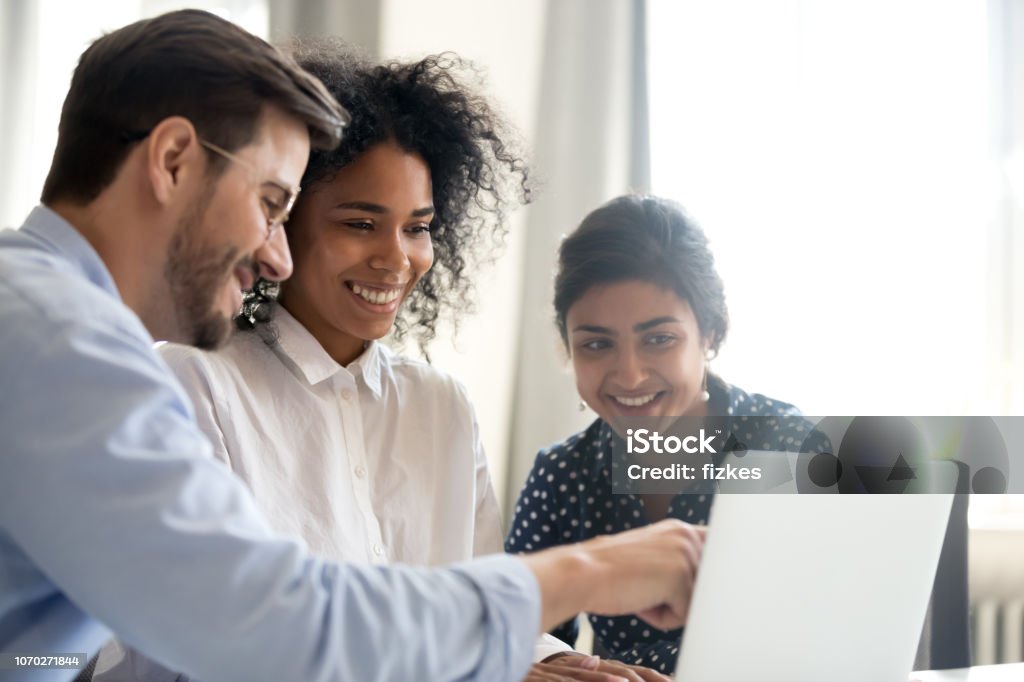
top-left (163, 307), bottom-right (567, 659)
top-left (96, 309), bottom-right (566, 679)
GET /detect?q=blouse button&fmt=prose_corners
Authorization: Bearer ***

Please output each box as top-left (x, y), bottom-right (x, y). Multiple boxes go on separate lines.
top-left (342, 389), bottom-right (355, 401)
top-left (354, 465), bottom-right (367, 479)
top-left (373, 543), bottom-right (384, 557)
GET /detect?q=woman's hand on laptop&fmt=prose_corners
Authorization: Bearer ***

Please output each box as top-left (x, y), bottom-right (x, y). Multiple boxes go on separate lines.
top-left (527, 653), bottom-right (672, 682)
top-left (522, 519), bottom-right (706, 632)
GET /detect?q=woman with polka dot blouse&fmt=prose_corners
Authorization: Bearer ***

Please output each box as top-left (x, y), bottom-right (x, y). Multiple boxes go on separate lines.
top-left (505, 194), bottom-right (829, 675)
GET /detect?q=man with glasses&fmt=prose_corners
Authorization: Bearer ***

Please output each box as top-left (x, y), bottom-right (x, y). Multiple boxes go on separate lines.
top-left (0, 9), bottom-right (704, 682)
top-left (119, 132), bottom-right (303, 243)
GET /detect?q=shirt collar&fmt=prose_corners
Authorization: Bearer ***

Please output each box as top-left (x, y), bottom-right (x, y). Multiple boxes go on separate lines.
top-left (21, 205), bottom-right (120, 300)
top-left (349, 341), bottom-right (384, 398)
top-left (272, 306), bottom-right (385, 398)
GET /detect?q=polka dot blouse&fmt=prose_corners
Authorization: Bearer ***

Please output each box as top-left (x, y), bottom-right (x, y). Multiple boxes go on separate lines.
top-left (505, 377), bottom-right (831, 674)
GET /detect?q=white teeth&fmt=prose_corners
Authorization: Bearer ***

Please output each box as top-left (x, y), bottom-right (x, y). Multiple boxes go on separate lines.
top-left (613, 393), bottom-right (658, 407)
top-left (351, 284), bottom-right (401, 305)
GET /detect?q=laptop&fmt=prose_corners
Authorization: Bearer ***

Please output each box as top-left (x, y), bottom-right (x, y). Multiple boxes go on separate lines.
top-left (674, 457), bottom-right (955, 682)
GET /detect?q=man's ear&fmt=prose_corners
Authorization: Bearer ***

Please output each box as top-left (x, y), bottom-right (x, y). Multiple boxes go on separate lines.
top-left (145, 116), bottom-right (202, 206)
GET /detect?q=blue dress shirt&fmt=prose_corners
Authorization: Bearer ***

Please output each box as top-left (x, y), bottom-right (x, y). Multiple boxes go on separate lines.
top-left (0, 206), bottom-right (539, 682)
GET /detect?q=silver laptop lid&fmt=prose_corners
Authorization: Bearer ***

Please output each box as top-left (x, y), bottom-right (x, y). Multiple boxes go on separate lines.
top-left (675, 486), bottom-right (954, 682)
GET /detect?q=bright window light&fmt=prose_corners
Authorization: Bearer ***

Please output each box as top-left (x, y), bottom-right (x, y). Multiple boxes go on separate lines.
top-left (648, 0), bottom-right (1024, 528)
top-left (648, 0), bottom-right (993, 416)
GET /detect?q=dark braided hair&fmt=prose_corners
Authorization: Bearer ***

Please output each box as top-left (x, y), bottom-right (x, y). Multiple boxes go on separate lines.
top-left (237, 40), bottom-right (530, 353)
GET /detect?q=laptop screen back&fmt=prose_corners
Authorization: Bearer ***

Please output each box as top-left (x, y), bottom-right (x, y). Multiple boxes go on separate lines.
top-left (675, 491), bottom-right (954, 682)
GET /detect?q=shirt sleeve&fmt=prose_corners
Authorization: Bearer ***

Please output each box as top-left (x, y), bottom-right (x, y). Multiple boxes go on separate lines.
top-left (533, 633), bottom-right (574, 662)
top-left (457, 387), bottom-right (572, 662)
top-left (158, 344), bottom-right (233, 468)
top-left (462, 387), bottom-right (505, 558)
top-left (0, 314), bottom-right (540, 682)
top-left (505, 448), bottom-right (580, 649)
top-left (800, 427), bottom-right (834, 456)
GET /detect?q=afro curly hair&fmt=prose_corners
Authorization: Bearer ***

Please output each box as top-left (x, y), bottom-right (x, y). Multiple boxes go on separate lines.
top-left (237, 39), bottom-right (531, 355)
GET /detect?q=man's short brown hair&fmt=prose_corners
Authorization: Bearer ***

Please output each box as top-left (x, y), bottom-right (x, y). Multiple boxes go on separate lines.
top-left (41, 9), bottom-right (349, 205)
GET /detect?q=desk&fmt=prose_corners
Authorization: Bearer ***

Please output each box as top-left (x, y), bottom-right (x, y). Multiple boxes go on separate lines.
top-left (912, 663), bottom-right (1024, 680)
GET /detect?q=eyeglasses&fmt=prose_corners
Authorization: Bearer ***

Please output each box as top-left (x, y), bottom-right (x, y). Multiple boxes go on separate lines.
top-left (198, 139), bottom-right (301, 242)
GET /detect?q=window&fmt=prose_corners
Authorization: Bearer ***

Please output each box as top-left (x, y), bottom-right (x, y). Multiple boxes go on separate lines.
top-left (649, 0), bottom-right (993, 414)
top-left (648, 0), bottom-right (1023, 526)
top-left (0, 0), bottom-right (268, 231)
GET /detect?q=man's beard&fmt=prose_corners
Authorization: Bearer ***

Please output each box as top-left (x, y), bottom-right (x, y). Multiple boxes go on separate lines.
top-left (164, 199), bottom-right (249, 350)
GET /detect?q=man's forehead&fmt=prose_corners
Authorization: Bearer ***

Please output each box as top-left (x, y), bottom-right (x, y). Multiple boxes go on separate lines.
top-left (243, 105), bottom-right (311, 177)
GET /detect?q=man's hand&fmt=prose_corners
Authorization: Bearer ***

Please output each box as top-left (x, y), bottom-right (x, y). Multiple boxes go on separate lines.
top-left (521, 519), bottom-right (706, 632)
top-left (525, 653), bottom-right (672, 682)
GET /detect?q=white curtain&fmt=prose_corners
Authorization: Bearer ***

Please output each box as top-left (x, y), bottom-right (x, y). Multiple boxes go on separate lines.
top-left (0, 0), bottom-right (41, 231)
top-left (504, 0), bottom-right (650, 514)
top-left (0, 0), bottom-right (269, 231)
top-left (268, 0), bottom-right (381, 56)
top-left (995, 0), bottom-right (1024, 414)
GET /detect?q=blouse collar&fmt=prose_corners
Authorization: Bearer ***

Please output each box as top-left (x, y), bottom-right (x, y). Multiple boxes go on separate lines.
top-left (271, 306), bottom-right (385, 398)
